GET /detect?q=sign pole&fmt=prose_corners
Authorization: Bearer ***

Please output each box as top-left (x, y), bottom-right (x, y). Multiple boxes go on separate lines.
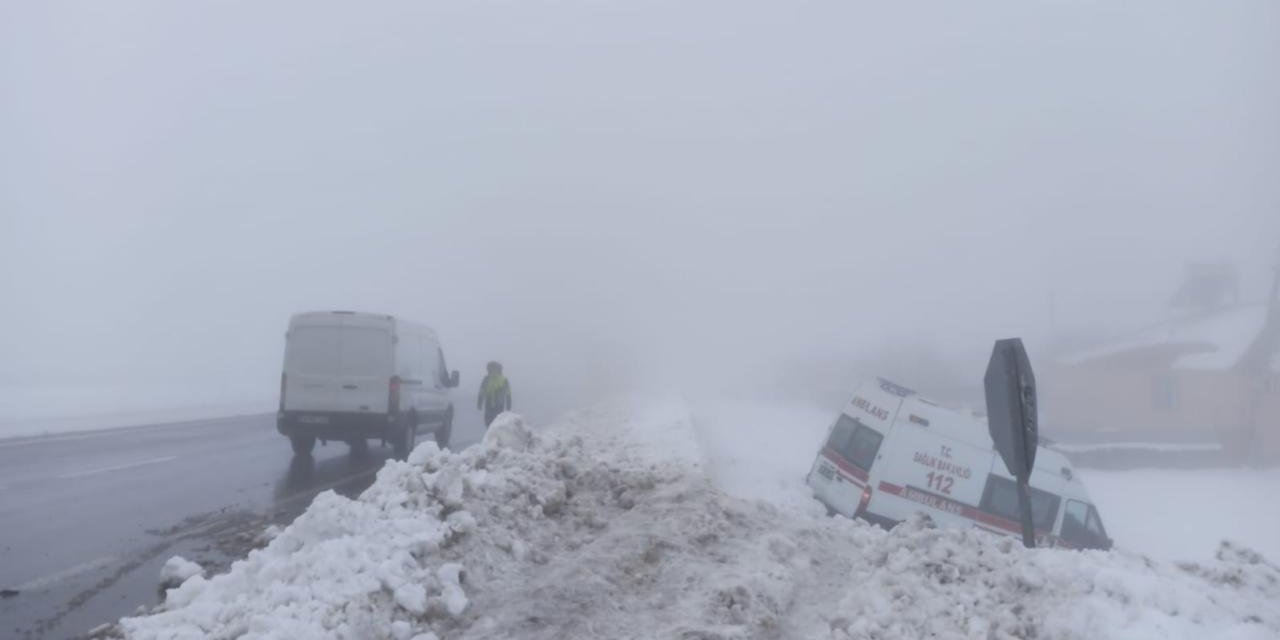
top-left (1015, 476), bottom-right (1035, 548)
top-left (1004, 344), bottom-right (1037, 549)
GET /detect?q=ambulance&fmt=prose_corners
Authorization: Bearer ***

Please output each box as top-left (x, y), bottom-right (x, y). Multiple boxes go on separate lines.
top-left (805, 378), bottom-right (1112, 550)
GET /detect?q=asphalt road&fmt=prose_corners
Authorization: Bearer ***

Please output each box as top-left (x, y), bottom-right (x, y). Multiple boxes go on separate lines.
top-left (0, 407), bottom-right (490, 639)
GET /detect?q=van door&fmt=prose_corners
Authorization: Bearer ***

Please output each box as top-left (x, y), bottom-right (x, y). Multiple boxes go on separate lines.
top-left (420, 337), bottom-right (449, 427)
top-left (283, 325), bottom-right (342, 412)
top-left (812, 414), bottom-right (887, 516)
top-left (336, 325), bottom-right (393, 414)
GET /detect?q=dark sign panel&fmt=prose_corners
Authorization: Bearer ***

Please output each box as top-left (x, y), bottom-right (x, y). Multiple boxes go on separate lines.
top-left (984, 338), bottom-right (1039, 549)
top-left (984, 338), bottom-right (1038, 477)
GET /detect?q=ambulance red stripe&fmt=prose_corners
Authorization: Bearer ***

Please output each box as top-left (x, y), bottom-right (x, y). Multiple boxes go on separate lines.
top-left (876, 481), bottom-right (1052, 538)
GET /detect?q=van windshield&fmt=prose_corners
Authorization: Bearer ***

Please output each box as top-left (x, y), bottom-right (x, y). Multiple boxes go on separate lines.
top-left (1061, 499), bottom-right (1109, 549)
top-left (287, 326), bottom-right (389, 377)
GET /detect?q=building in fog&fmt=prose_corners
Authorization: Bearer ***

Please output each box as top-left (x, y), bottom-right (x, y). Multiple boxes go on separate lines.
top-left (1044, 264), bottom-right (1280, 464)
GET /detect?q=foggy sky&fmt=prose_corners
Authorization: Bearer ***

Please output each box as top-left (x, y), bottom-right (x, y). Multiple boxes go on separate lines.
top-left (2, 1), bottom-right (1278, 414)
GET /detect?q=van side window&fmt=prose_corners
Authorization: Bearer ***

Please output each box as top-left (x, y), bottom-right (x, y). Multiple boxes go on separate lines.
top-left (436, 347), bottom-right (449, 386)
top-left (979, 475), bottom-right (1061, 531)
top-left (825, 415), bottom-right (883, 470)
top-left (408, 337), bottom-right (422, 382)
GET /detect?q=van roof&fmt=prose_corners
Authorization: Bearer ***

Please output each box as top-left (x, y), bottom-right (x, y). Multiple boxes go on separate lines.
top-left (287, 311), bottom-right (438, 339)
top-left (864, 380), bottom-right (1082, 486)
top-left (896, 391), bottom-right (1085, 486)
top-left (290, 310), bottom-right (393, 323)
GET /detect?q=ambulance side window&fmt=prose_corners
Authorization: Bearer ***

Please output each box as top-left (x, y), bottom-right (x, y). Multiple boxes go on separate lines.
top-left (979, 475), bottom-right (1061, 530)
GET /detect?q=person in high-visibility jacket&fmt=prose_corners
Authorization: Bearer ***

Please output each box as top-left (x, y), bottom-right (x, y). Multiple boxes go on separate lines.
top-left (477, 361), bottom-right (512, 427)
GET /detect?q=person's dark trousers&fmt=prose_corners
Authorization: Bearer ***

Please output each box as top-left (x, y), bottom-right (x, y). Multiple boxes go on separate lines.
top-left (485, 407), bottom-right (501, 427)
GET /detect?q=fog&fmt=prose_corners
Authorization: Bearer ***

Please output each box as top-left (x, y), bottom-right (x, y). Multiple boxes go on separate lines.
top-left (2, 0), bottom-right (1278, 422)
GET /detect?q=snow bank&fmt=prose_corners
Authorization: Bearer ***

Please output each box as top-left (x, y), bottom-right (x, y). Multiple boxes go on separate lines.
top-left (832, 516), bottom-right (1280, 640)
top-left (120, 398), bottom-right (1280, 640)
top-left (158, 557), bottom-right (204, 591)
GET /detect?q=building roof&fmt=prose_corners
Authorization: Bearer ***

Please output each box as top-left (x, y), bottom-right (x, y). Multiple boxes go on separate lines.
top-left (1058, 304), bottom-right (1271, 371)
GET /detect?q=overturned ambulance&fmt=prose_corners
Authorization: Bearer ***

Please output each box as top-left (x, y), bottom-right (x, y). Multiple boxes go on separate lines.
top-left (806, 378), bottom-right (1112, 550)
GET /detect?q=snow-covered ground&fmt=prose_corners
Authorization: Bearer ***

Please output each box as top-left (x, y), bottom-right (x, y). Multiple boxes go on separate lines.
top-left (117, 397), bottom-right (1279, 640)
top-left (688, 401), bottom-right (832, 512)
top-left (1084, 468), bottom-right (1280, 563)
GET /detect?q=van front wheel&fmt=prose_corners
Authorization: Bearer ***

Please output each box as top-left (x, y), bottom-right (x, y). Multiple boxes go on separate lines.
top-left (436, 411), bottom-right (453, 450)
top-left (290, 435), bottom-right (316, 456)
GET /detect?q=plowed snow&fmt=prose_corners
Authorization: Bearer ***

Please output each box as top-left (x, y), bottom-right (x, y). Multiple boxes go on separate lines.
top-left (120, 399), bottom-right (1279, 640)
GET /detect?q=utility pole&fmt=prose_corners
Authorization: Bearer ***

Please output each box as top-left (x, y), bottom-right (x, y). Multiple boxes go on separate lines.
top-left (1268, 242), bottom-right (1280, 307)
top-left (1246, 242), bottom-right (1280, 465)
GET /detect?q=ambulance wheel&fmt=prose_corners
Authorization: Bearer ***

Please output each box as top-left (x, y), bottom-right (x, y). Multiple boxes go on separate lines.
top-left (436, 410), bottom-right (453, 449)
top-left (394, 412), bottom-right (417, 459)
top-left (290, 435), bottom-right (316, 456)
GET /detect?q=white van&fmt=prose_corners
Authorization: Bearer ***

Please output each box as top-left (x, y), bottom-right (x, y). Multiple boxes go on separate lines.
top-left (277, 311), bottom-right (460, 457)
top-left (806, 378), bottom-right (1111, 550)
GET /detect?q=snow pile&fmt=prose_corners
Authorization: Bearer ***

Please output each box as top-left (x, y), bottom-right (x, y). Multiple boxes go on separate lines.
top-left (121, 399), bottom-right (1280, 640)
top-left (157, 557), bottom-right (204, 591)
top-left (832, 516), bottom-right (1280, 640)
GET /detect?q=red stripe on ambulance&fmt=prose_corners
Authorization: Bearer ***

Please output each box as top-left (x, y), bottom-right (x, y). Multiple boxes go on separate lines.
top-left (877, 481), bottom-right (1052, 538)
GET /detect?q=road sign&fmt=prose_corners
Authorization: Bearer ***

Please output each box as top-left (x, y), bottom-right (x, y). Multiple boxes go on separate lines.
top-left (984, 337), bottom-right (1039, 548)
top-left (985, 338), bottom-right (1038, 476)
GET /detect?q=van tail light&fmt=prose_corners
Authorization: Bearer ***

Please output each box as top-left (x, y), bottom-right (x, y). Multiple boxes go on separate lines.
top-left (856, 485), bottom-right (873, 515)
top-left (279, 373), bottom-right (287, 413)
top-left (388, 376), bottom-right (402, 415)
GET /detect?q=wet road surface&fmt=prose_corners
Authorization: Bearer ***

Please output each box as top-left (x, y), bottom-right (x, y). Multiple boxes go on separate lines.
top-left (0, 408), bottom-right (488, 639)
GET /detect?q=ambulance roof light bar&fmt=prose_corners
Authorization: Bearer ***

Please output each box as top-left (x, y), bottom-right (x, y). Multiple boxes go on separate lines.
top-left (877, 378), bottom-right (917, 398)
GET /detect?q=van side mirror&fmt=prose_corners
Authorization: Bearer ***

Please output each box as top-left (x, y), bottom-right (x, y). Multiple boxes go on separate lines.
top-left (449, 371), bottom-right (460, 388)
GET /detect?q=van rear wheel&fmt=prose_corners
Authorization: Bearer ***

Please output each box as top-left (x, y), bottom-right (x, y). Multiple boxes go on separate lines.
top-left (290, 434), bottom-right (316, 456)
top-left (393, 413), bottom-right (417, 459)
